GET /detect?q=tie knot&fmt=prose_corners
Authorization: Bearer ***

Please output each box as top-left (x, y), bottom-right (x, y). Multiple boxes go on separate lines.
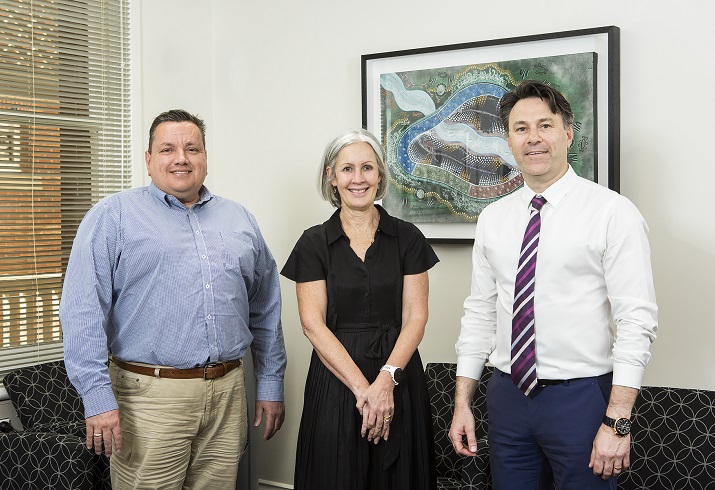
top-left (531, 195), bottom-right (547, 211)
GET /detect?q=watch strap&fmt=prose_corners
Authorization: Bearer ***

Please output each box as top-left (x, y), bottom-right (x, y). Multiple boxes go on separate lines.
top-left (380, 365), bottom-right (400, 385)
top-left (603, 415), bottom-right (632, 436)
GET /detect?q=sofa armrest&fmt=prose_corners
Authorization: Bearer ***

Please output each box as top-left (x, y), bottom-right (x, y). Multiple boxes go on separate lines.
top-left (0, 431), bottom-right (94, 490)
top-left (25, 420), bottom-right (86, 438)
top-left (460, 437), bottom-right (492, 489)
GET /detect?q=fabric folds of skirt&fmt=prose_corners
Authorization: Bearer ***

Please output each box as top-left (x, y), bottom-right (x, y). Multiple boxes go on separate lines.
top-left (294, 322), bottom-right (436, 490)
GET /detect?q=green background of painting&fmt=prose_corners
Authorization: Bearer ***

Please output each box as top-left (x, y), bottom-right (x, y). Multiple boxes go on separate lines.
top-left (381, 52), bottom-right (596, 223)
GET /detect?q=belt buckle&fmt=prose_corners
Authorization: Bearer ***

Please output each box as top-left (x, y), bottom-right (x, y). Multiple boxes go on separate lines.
top-left (204, 361), bottom-right (227, 379)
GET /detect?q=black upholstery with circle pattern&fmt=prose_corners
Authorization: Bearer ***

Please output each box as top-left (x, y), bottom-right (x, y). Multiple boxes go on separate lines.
top-left (618, 386), bottom-right (715, 490)
top-left (3, 360), bottom-right (85, 431)
top-left (427, 362), bottom-right (715, 490)
top-left (0, 431), bottom-right (96, 490)
top-left (1, 360), bottom-right (111, 489)
top-left (427, 362), bottom-right (493, 490)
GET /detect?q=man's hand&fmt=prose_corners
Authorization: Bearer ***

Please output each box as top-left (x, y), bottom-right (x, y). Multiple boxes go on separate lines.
top-left (449, 403), bottom-right (478, 457)
top-left (450, 375), bottom-right (480, 456)
top-left (589, 424), bottom-right (631, 479)
top-left (254, 400), bottom-right (285, 440)
top-left (590, 384), bottom-right (637, 479)
top-left (85, 409), bottom-right (122, 457)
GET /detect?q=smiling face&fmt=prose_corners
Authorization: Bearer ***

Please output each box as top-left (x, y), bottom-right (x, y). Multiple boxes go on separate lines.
top-left (507, 97), bottom-right (573, 192)
top-left (328, 141), bottom-right (382, 212)
top-left (145, 121), bottom-right (208, 206)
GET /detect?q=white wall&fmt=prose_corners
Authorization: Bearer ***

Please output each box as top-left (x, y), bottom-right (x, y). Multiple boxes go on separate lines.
top-left (137, 0), bottom-right (715, 485)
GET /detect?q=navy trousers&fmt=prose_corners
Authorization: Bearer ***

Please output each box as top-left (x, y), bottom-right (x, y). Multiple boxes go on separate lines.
top-left (487, 369), bottom-right (617, 490)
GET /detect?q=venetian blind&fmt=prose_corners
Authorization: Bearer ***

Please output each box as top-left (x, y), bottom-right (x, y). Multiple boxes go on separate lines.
top-left (0, 0), bottom-right (131, 379)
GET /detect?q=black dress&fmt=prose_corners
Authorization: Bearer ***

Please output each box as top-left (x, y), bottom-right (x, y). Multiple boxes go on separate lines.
top-left (281, 205), bottom-right (438, 490)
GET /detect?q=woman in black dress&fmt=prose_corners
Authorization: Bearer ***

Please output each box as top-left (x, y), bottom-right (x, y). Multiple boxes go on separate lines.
top-left (281, 129), bottom-right (438, 489)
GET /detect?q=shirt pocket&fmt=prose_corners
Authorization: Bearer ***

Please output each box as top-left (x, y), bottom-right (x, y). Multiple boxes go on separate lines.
top-left (220, 231), bottom-right (256, 282)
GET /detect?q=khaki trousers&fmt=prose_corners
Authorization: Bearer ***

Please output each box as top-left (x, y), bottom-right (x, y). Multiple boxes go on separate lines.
top-left (108, 362), bottom-right (247, 490)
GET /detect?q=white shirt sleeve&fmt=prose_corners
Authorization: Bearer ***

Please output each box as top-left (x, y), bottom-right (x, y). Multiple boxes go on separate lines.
top-left (456, 216), bottom-right (498, 381)
top-left (603, 197), bottom-right (658, 389)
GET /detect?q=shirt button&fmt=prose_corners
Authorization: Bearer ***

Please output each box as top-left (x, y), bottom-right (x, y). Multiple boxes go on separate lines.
top-left (207, 314), bottom-right (212, 320)
top-left (201, 255), bottom-right (207, 259)
top-left (195, 230), bottom-right (200, 234)
top-left (205, 284), bottom-right (211, 288)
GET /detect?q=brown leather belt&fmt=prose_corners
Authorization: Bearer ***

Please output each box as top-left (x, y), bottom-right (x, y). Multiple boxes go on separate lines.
top-left (113, 358), bottom-right (241, 380)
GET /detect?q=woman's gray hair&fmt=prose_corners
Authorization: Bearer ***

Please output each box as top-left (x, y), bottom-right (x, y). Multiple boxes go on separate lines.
top-left (318, 129), bottom-right (389, 208)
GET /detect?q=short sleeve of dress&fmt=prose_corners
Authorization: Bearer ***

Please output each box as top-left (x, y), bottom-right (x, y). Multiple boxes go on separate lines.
top-left (400, 220), bottom-right (439, 276)
top-left (280, 228), bottom-right (327, 283)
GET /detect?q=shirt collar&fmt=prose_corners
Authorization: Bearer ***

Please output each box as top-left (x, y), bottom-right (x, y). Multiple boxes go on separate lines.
top-left (325, 204), bottom-right (396, 245)
top-left (520, 165), bottom-right (577, 208)
top-left (148, 182), bottom-right (214, 208)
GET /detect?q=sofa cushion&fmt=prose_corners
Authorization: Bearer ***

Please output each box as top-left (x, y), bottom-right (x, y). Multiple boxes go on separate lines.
top-left (0, 431), bottom-right (94, 490)
top-left (617, 386), bottom-right (715, 489)
top-left (2, 360), bottom-right (84, 431)
top-left (427, 362), bottom-right (493, 489)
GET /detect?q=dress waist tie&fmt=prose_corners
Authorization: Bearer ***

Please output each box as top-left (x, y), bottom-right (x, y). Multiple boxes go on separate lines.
top-left (366, 323), bottom-right (399, 360)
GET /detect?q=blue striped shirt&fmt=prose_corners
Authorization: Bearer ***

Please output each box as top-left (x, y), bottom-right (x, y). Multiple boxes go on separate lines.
top-left (60, 183), bottom-right (286, 418)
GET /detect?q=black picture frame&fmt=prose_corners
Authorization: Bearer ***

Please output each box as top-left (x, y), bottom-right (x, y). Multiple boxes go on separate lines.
top-left (362, 26), bottom-right (620, 244)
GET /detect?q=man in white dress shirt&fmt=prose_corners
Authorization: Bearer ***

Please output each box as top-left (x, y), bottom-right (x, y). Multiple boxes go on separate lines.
top-left (449, 81), bottom-right (658, 489)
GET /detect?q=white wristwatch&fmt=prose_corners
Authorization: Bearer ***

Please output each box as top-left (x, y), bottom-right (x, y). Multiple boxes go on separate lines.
top-left (380, 365), bottom-right (404, 385)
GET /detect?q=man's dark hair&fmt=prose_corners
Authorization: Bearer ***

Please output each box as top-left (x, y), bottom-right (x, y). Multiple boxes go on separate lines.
top-left (148, 109), bottom-right (206, 152)
top-left (498, 81), bottom-right (574, 132)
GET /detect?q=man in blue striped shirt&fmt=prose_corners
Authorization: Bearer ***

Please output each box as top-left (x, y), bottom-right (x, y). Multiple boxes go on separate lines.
top-left (60, 109), bottom-right (287, 489)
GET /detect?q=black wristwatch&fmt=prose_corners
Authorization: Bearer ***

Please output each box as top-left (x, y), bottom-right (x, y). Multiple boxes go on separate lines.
top-left (603, 415), bottom-right (632, 436)
top-left (380, 365), bottom-right (404, 386)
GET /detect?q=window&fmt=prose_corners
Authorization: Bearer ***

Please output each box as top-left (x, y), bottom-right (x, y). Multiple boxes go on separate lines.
top-left (0, 0), bottom-right (131, 379)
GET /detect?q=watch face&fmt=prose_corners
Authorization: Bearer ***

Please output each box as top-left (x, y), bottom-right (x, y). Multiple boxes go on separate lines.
top-left (614, 418), bottom-right (631, 435)
top-left (393, 367), bottom-right (404, 384)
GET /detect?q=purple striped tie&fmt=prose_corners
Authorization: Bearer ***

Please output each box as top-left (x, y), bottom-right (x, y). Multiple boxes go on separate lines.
top-left (511, 194), bottom-right (547, 396)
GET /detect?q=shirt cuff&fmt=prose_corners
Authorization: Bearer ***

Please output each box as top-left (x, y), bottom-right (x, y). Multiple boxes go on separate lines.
top-left (82, 385), bottom-right (119, 419)
top-left (456, 356), bottom-right (487, 381)
top-left (612, 362), bottom-right (645, 389)
top-left (256, 377), bottom-right (284, 402)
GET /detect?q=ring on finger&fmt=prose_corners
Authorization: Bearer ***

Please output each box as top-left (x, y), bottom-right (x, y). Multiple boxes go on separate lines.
top-left (384, 415), bottom-right (391, 422)
top-left (614, 466), bottom-right (622, 470)
top-left (93, 433), bottom-right (102, 437)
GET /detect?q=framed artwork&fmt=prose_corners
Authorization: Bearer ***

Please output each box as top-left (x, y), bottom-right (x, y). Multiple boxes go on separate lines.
top-left (362, 26), bottom-right (620, 243)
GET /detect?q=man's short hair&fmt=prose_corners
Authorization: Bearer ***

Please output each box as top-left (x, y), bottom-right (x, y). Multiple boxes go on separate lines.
top-left (148, 109), bottom-right (206, 152)
top-left (499, 81), bottom-right (574, 132)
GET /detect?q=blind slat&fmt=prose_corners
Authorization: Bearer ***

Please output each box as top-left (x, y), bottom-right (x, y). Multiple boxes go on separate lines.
top-left (0, 0), bottom-right (131, 379)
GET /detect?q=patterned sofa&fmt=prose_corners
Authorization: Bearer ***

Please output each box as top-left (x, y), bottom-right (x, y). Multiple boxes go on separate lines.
top-left (426, 362), bottom-right (715, 490)
top-left (427, 363), bottom-right (493, 489)
top-left (618, 386), bottom-right (715, 489)
top-left (0, 360), bottom-right (111, 490)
